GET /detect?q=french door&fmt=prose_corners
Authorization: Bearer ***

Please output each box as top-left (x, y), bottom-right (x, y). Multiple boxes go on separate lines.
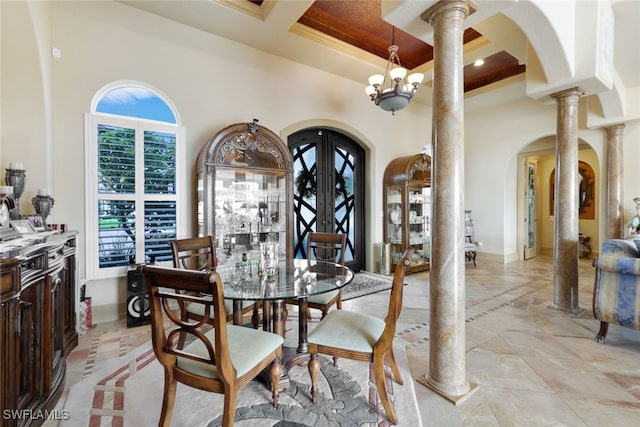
top-left (288, 129), bottom-right (365, 272)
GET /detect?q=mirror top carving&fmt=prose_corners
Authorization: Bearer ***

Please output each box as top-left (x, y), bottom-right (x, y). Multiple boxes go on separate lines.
top-left (198, 120), bottom-right (293, 172)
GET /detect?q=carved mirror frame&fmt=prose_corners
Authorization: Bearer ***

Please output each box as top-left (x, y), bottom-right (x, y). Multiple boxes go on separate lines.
top-left (549, 160), bottom-right (595, 219)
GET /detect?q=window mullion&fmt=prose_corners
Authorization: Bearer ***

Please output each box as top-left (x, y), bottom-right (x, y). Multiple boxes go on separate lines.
top-left (135, 124), bottom-right (146, 262)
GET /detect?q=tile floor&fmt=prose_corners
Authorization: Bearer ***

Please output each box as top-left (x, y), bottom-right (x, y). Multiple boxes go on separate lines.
top-left (54, 254), bottom-right (640, 426)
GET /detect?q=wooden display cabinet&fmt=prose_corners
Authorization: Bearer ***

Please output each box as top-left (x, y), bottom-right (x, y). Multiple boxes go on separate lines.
top-left (196, 120), bottom-right (294, 268)
top-left (383, 154), bottom-right (431, 273)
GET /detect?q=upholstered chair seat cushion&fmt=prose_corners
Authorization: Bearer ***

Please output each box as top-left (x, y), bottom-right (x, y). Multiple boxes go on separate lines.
top-left (307, 309), bottom-right (385, 353)
top-left (177, 325), bottom-right (283, 378)
top-left (306, 289), bottom-right (340, 305)
top-left (465, 242), bottom-right (477, 252)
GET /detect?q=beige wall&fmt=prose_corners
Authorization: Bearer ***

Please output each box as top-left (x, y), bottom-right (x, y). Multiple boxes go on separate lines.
top-left (0, 0), bottom-right (53, 211)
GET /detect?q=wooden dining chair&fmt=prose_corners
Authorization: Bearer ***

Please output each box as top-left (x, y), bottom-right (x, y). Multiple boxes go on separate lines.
top-left (306, 247), bottom-right (413, 425)
top-left (170, 236), bottom-right (260, 329)
top-left (286, 232), bottom-right (348, 322)
top-left (139, 265), bottom-right (283, 427)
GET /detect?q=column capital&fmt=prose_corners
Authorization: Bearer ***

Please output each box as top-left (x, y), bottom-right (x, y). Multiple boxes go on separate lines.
top-left (550, 87), bottom-right (585, 102)
top-left (421, 0), bottom-right (477, 25)
top-left (605, 123), bottom-right (626, 134)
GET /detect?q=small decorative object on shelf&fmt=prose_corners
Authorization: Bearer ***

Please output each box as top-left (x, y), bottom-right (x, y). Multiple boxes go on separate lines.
top-left (0, 186), bottom-right (19, 242)
top-left (627, 196), bottom-right (640, 235)
top-left (32, 188), bottom-right (55, 223)
top-left (24, 214), bottom-right (47, 232)
top-left (259, 241), bottom-right (279, 275)
top-left (11, 219), bottom-right (34, 234)
top-left (0, 185), bottom-right (20, 243)
top-left (5, 163), bottom-right (26, 219)
top-left (50, 223), bottom-right (68, 232)
top-left (0, 185), bottom-right (15, 226)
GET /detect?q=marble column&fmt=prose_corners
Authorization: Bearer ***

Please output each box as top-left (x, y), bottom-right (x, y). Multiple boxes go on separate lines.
top-left (550, 88), bottom-right (584, 313)
top-left (418, 0), bottom-right (478, 404)
top-left (605, 124), bottom-right (625, 239)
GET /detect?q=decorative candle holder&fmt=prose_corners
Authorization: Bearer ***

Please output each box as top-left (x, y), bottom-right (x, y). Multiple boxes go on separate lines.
top-left (32, 194), bottom-right (55, 222)
top-left (5, 168), bottom-right (26, 219)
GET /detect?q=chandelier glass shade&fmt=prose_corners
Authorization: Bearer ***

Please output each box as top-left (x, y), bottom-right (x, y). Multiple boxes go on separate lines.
top-left (365, 44), bottom-right (424, 114)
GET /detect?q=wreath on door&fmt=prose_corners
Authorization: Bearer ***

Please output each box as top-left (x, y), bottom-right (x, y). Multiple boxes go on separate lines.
top-left (295, 169), bottom-right (349, 200)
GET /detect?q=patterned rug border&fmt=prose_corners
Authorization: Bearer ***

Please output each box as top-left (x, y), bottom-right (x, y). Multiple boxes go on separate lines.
top-left (341, 271), bottom-right (393, 301)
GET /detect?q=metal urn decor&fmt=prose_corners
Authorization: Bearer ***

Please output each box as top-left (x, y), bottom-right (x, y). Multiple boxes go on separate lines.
top-left (32, 188), bottom-right (54, 223)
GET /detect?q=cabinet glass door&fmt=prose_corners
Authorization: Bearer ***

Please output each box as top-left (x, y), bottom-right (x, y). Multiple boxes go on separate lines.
top-left (213, 168), bottom-right (287, 268)
top-left (409, 185), bottom-right (431, 268)
top-left (386, 185), bottom-right (404, 266)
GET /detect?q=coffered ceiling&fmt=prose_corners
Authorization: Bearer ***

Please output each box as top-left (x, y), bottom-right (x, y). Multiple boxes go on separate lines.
top-left (120, 0), bottom-right (639, 111)
top-left (294, 0), bottom-right (525, 93)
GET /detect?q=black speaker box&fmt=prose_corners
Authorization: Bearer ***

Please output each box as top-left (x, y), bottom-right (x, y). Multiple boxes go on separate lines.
top-left (127, 269), bottom-right (151, 328)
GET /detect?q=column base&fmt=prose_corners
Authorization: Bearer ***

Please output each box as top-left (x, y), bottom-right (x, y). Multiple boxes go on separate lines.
top-left (547, 304), bottom-right (585, 315)
top-left (417, 375), bottom-right (479, 406)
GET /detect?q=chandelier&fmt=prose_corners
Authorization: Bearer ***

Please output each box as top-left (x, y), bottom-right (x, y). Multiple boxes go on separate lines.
top-left (365, 28), bottom-right (424, 114)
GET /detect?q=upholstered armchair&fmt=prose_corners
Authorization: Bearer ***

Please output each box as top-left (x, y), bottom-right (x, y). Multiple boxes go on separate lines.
top-left (592, 238), bottom-right (640, 342)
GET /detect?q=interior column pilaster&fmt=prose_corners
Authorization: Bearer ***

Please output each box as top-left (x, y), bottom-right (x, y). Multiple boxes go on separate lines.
top-left (550, 87), bottom-right (584, 313)
top-left (418, 0), bottom-right (478, 404)
top-left (605, 124), bottom-right (625, 239)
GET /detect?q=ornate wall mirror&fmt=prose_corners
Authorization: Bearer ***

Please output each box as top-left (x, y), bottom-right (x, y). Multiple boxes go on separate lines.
top-left (549, 160), bottom-right (595, 219)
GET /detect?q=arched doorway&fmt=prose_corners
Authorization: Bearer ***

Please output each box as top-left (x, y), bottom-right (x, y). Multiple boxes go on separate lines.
top-left (288, 128), bottom-right (365, 272)
top-left (517, 139), bottom-right (599, 260)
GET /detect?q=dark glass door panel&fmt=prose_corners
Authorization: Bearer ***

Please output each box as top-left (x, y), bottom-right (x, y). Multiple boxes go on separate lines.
top-left (289, 129), bottom-right (364, 272)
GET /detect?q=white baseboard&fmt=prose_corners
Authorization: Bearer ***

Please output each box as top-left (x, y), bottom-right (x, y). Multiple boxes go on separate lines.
top-left (89, 302), bottom-right (125, 325)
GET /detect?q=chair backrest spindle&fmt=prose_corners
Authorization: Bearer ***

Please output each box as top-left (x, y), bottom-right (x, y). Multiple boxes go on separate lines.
top-left (170, 236), bottom-right (217, 271)
top-left (306, 232), bottom-right (347, 266)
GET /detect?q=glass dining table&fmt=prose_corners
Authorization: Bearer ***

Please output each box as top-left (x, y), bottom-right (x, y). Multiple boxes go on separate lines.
top-left (215, 258), bottom-right (354, 362)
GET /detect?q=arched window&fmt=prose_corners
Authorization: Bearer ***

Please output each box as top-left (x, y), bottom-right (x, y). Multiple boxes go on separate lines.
top-left (85, 83), bottom-right (184, 279)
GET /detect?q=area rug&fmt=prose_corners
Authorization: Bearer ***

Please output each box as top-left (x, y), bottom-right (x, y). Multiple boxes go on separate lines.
top-left (63, 340), bottom-right (421, 426)
top-left (341, 271), bottom-right (393, 301)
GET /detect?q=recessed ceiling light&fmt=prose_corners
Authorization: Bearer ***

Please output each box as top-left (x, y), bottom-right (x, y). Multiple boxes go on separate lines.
top-left (474, 59), bottom-right (485, 67)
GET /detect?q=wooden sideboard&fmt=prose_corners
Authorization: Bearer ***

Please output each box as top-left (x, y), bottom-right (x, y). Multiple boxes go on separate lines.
top-left (0, 231), bottom-right (78, 426)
